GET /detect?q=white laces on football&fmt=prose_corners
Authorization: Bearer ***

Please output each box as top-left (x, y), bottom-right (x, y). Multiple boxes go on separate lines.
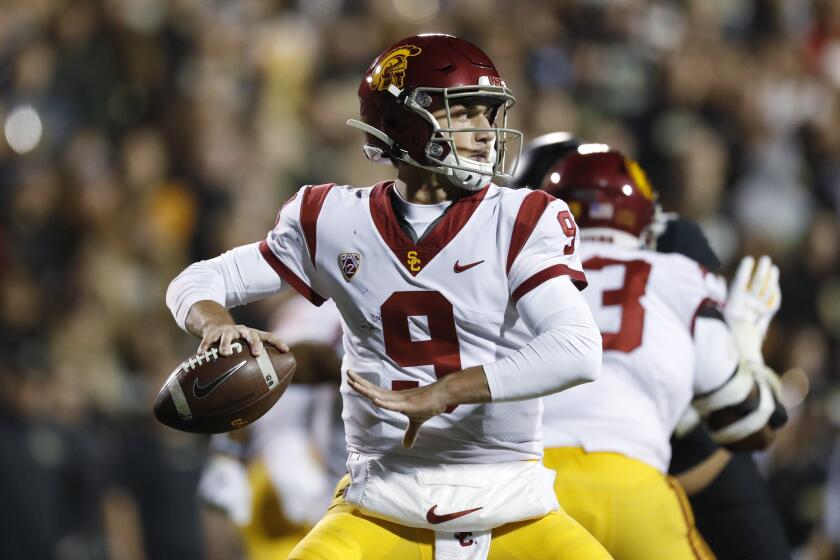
top-left (184, 342), bottom-right (243, 371)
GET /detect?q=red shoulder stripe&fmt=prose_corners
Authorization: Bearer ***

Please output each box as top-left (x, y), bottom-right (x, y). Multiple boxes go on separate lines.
top-left (511, 264), bottom-right (588, 302)
top-left (506, 190), bottom-right (555, 274)
top-left (300, 184), bottom-right (335, 267)
top-left (259, 241), bottom-right (326, 306)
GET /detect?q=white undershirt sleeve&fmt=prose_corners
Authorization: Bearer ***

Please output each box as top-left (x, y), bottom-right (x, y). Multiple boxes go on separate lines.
top-left (483, 276), bottom-right (602, 402)
top-left (692, 316), bottom-right (740, 395)
top-left (165, 242), bottom-right (284, 331)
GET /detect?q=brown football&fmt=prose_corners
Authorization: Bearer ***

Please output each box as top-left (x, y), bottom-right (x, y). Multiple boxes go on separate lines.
top-left (154, 341), bottom-right (296, 434)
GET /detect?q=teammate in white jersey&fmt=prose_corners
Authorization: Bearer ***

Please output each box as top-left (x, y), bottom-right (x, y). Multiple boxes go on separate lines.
top-left (516, 133), bottom-right (792, 559)
top-left (535, 147), bottom-right (786, 559)
top-left (198, 292), bottom-right (345, 560)
top-left (167, 34), bottom-right (611, 559)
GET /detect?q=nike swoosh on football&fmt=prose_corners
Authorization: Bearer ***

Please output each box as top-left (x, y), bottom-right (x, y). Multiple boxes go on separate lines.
top-left (426, 505), bottom-right (483, 524)
top-left (453, 259), bottom-right (484, 273)
top-left (192, 360), bottom-right (247, 400)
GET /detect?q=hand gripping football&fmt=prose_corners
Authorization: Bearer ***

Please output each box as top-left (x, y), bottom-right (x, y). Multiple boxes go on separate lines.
top-left (154, 341), bottom-right (296, 433)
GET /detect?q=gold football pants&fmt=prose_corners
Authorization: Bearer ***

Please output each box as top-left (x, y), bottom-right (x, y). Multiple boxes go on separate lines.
top-left (240, 461), bottom-right (310, 560)
top-left (543, 447), bottom-right (715, 560)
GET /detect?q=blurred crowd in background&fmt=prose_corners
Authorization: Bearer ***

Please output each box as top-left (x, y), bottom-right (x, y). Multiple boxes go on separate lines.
top-left (1, 0), bottom-right (839, 558)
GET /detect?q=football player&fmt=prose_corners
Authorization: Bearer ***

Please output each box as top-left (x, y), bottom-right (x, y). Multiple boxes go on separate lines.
top-left (167, 34), bottom-right (612, 559)
top-left (198, 292), bottom-right (345, 560)
top-left (515, 134), bottom-right (792, 559)
top-left (533, 147), bottom-right (787, 559)
top-left (659, 218), bottom-right (791, 560)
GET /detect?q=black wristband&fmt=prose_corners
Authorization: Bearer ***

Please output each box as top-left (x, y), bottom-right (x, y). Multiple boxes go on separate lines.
top-left (669, 423), bottom-right (721, 475)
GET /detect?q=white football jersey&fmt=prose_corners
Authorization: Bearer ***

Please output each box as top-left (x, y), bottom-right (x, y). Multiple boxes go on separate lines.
top-left (260, 181), bottom-right (586, 464)
top-left (542, 241), bottom-right (732, 472)
top-left (240, 294), bottom-right (346, 526)
top-left (250, 294), bottom-right (346, 478)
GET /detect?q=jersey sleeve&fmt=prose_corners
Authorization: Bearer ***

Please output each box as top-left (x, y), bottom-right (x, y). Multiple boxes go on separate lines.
top-left (506, 193), bottom-right (587, 303)
top-left (260, 186), bottom-right (330, 306)
top-left (692, 315), bottom-right (739, 395)
top-left (655, 255), bottom-right (724, 335)
top-left (166, 243), bottom-right (286, 330)
top-left (655, 256), bottom-right (736, 394)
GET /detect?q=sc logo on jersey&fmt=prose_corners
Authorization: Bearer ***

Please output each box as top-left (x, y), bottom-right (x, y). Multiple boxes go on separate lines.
top-left (369, 45), bottom-right (422, 91)
top-left (407, 250), bottom-right (421, 272)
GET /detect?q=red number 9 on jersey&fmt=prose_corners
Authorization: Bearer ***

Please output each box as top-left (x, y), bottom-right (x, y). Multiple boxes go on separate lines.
top-left (557, 210), bottom-right (577, 255)
top-left (381, 291), bottom-right (462, 412)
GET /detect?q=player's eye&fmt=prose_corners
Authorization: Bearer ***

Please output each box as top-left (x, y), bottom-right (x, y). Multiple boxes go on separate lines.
top-left (467, 105), bottom-right (493, 121)
top-left (450, 108), bottom-right (469, 121)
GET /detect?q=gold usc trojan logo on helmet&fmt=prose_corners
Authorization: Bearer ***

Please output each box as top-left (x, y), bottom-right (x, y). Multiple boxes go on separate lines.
top-left (369, 45), bottom-right (422, 91)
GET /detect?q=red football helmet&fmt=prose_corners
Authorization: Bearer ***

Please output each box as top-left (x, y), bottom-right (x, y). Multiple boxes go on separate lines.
top-left (542, 148), bottom-right (657, 243)
top-left (347, 34), bottom-right (522, 191)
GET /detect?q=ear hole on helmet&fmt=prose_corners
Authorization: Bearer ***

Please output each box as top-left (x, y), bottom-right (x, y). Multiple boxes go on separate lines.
top-left (415, 91), bottom-right (433, 108)
top-left (427, 143), bottom-right (444, 158)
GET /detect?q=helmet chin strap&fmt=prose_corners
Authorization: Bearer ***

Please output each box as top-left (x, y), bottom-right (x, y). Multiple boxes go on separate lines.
top-left (441, 144), bottom-right (497, 191)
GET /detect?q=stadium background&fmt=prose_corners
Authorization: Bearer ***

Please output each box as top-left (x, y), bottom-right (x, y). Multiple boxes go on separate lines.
top-left (1, 0), bottom-right (838, 558)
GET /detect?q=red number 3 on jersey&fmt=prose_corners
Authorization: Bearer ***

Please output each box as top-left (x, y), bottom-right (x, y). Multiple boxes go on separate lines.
top-left (583, 258), bottom-right (652, 353)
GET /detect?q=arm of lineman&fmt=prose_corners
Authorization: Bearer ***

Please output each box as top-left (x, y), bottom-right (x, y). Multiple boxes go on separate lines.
top-left (198, 446), bottom-right (253, 527)
top-left (165, 242), bottom-right (289, 356)
top-left (690, 256), bottom-right (787, 450)
top-left (691, 313), bottom-right (785, 450)
top-left (258, 385), bottom-right (335, 527)
top-left (347, 276), bottom-right (602, 448)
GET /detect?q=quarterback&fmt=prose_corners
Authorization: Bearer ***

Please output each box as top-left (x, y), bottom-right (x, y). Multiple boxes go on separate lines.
top-left (167, 34), bottom-right (611, 559)
top-left (535, 148), bottom-right (786, 559)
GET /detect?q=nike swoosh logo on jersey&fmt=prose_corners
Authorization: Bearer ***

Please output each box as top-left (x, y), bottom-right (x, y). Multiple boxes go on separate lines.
top-left (192, 360), bottom-right (247, 400)
top-left (426, 505), bottom-right (483, 524)
top-left (453, 259), bottom-right (484, 273)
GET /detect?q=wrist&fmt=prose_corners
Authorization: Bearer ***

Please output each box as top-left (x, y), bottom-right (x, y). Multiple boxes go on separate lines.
top-left (437, 366), bottom-right (491, 406)
top-left (435, 375), bottom-right (459, 409)
top-left (730, 321), bottom-right (765, 364)
top-left (186, 300), bottom-right (236, 338)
